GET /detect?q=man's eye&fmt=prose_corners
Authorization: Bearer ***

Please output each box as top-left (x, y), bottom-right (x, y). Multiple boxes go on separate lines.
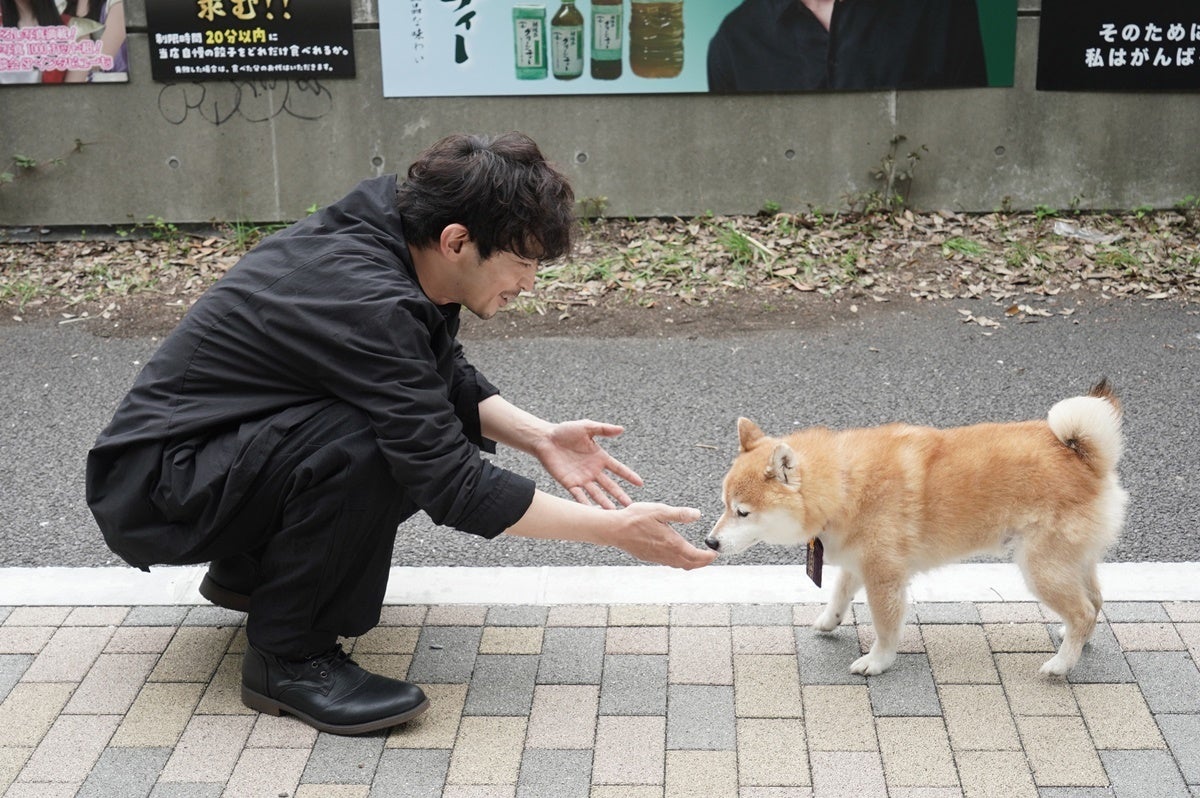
top-left (736, 509), bottom-right (749, 518)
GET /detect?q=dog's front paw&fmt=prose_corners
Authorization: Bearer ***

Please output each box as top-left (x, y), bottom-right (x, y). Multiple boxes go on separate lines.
top-left (812, 610), bottom-right (842, 632)
top-left (1039, 654), bottom-right (1074, 677)
top-left (849, 651), bottom-right (896, 676)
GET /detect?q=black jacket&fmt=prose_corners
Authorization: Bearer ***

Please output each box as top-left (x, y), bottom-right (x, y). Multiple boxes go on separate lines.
top-left (86, 175), bottom-right (535, 550)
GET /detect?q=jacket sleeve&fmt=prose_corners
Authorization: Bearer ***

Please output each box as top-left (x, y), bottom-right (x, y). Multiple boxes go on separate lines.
top-left (449, 338), bottom-right (500, 454)
top-left (316, 303), bottom-right (534, 539)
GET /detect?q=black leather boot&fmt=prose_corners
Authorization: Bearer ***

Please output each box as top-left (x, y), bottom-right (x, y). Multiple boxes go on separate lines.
top-left (198, 554), bottom-right (258, 612)
top-left (241, 642), bottom-right (429, 735)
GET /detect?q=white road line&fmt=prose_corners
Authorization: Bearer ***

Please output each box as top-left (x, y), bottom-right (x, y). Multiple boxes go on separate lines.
top-left (1, 563), bottom-right (1198, 606)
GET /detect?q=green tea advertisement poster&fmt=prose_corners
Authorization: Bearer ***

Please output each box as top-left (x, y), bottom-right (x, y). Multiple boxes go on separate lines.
top-left (379, 0), bottom-right (1016, 97)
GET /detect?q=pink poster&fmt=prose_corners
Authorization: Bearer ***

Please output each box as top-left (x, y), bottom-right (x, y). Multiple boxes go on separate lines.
top-left (0, 0), bottom-right (129, 85)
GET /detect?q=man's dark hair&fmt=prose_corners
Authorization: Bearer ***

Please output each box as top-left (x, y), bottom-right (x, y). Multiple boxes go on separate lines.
top-left (396, 132), bottom-right (576, 262)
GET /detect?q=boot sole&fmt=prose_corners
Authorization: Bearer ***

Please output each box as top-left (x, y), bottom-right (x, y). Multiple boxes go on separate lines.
top-left (198, 574), bottom-right (251, 613)
top-left (241, 685), bottom-right (431, 735)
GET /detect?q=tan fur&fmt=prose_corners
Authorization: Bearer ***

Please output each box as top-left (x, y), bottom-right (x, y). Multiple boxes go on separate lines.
top-left (707, 382), bottom-right (1128, 677)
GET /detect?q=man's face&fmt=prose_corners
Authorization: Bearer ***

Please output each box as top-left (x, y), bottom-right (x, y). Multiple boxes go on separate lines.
top-left (462, 246), bottom-right (539, 320)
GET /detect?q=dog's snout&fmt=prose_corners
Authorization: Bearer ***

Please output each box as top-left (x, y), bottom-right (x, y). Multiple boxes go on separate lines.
top-left (704, 537), bottom-right (721, 552)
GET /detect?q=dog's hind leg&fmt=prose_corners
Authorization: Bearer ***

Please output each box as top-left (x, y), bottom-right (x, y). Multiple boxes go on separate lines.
top-left (1084, 561), bottom-right (1104, 619)
top-left (1054, 560), bottom-right (1105, 643)
top-left (813, 568), bottom-right (862, 632)
top-left (1019, 544), bottom-right (1099, 677)
top-left (849, 569), bottom-right (906, 676)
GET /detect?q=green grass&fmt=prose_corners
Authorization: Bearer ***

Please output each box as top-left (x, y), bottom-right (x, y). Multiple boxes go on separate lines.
top-left (1005, 242), bottom-right (1034, 270)
top-left (942, 236), bottom-right (988, 257)
top-left (1033, 204), bottom-right (1058, 222)
top-left (718, 225), bottom-right (757, 267)
top-left (830, 247), bottom-right (863, 285)
top-left (0, 278), bottom-right (39, 312)
top-left (1095, 248), bottom-right (1141, 273)
top-left (227, 220), bottom-right (288, 252)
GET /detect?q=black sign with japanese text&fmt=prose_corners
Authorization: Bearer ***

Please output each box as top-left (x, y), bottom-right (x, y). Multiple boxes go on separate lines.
top-left (145, 0), bottom-right (355, 81)
top-left (1037, 0), bottom-right (1200, 90)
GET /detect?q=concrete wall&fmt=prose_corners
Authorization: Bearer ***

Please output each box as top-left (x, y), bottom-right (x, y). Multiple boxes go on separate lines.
top-left (1, 0), bottom-right (1197, 227)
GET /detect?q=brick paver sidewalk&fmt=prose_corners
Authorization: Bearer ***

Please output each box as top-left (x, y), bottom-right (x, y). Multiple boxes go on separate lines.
top-left (2, 600), bottom-right (1199, 797)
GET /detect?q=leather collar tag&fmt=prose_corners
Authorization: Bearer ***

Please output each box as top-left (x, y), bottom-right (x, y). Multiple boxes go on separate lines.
top-left (806, 537), bottom-right (824, 587)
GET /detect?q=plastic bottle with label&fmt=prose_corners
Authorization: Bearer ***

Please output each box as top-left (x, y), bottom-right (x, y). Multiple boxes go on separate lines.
top-left (590, 0), bottom-right (623, 80)
top-left (551, 0), bottom-right (585, 80)
top-left (629, 0), bottom-right (682, 78)
top-left (513, 5), bottom-right (548, 79)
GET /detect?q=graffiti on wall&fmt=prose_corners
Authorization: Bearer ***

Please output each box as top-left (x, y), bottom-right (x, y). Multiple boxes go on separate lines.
top-left (157, 78), bottom-right (333, 124)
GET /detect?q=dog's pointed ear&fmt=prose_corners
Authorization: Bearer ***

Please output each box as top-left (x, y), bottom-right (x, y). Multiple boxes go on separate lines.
top-left (737, 418), bottom-right (764, 451)
top-left (768, 442), bottom-right (799, 486)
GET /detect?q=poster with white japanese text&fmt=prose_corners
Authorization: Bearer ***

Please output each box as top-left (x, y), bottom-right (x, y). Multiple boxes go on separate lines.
top-left (144, 0), bottom-right (354, 81)
top-left (379, 0), bottom-right (1017, 97)
top-left (0, 0), bottom-right (129, 85)
top-left (1037, 0), bottom-right (1200, 90)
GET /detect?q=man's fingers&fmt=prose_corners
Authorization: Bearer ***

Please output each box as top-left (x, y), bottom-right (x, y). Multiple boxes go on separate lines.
top-left (605, 458), bottom-right (644, 488)
top-left (597, 473), bottom-right (633, 507)
top-left (660, 506), bottom-right (702, 525)
top-left (677, 547), bottom-right (719, 570)
top-left (614, 466), bottom-right (644, 488)
top-left (568, 482), bottom-right (618, 509)
top-left (586, 421), bottom-right (625, 438)
top-left (587, 482), bottom-right (618, 510)
top-left (654, 505), bottom-right (712, 569)
top-left (657, 525), bottom-right (717, 570)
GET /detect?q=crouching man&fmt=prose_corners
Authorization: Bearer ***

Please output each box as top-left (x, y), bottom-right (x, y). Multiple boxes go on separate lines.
top-left (86, 132), bottom-right (716, 735)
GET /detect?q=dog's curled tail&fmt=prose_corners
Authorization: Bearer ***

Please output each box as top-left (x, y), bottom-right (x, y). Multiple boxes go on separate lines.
top-left (1047, 378), bottom-right (1124, 473)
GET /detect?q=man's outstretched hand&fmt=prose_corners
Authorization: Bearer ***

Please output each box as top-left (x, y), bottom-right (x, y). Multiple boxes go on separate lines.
top-left (606, 503), bottom-right (717, 570)
top-left (504, 492), bottom-right (715, 571)
top-left (535, 420), bottom-right (644, 509)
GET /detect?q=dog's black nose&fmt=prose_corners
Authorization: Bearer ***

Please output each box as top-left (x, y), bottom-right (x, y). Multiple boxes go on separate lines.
top-left (704, 538), bottom-right (720, 552)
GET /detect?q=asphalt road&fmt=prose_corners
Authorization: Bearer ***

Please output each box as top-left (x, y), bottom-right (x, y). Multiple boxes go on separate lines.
top-left (2, 293), bottom-right (1196, 569)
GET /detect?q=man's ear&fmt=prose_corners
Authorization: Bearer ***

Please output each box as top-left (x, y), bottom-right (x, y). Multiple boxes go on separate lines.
top-left (439, 223), bottom-right (472, 257)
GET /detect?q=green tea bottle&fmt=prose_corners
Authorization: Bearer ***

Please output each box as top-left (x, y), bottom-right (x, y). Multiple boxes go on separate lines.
top-left (591, 0), bottom-right (623, 80)
top-left (513, 5), bottom-right (548, 79)
top-left (551, 0), bottom-right (584, 79)
top-left (630, 0), bottom-right (682, 78)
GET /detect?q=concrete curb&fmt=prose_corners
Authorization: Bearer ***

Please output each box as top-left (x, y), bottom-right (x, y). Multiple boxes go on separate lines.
top-left (2, 563), bottom-right (1199, 605)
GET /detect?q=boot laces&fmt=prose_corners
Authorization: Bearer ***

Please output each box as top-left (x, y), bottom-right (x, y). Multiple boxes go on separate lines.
top-left (301, 643), bottom-right (356, 679)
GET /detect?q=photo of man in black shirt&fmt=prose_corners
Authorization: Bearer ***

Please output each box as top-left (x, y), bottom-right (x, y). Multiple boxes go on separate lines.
top-left (707, 0), bottom-right (989, 93)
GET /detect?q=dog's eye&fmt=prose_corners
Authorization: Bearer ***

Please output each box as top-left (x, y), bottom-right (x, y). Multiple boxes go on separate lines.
top-left (736, 509), bottom-right (749, 518)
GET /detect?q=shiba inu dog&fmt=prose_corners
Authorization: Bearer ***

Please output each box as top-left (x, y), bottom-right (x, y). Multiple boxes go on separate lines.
top-left (705, 380), bottom-right (1127, 677)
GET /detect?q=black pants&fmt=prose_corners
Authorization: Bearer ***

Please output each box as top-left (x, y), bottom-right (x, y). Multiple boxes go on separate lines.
top-left (90, 400), bottom-right (413, 657)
